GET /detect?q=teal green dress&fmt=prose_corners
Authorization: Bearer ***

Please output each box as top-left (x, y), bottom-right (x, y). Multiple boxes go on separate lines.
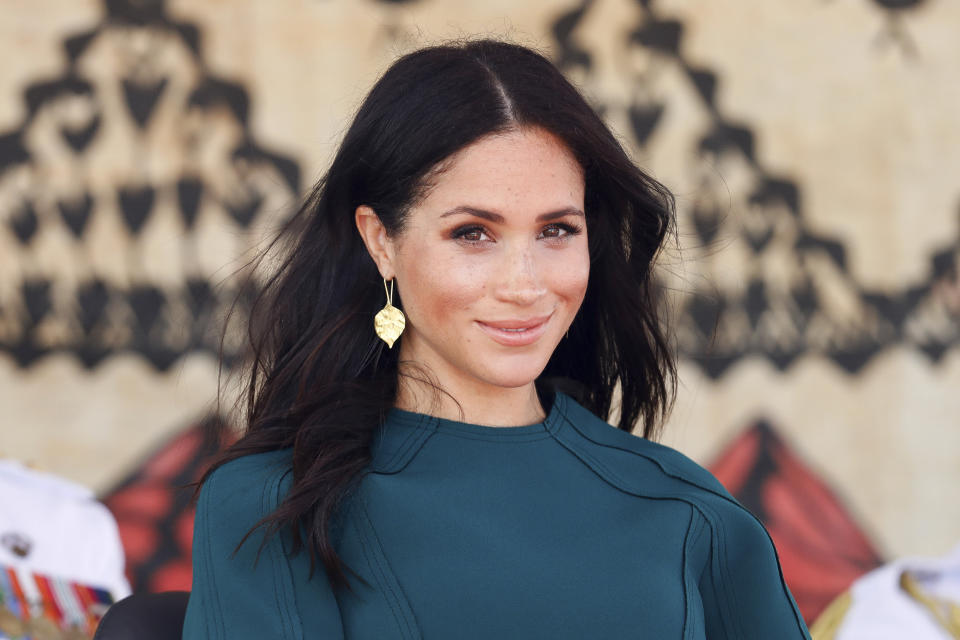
top-left (182, 390), bottom-right (811, 639)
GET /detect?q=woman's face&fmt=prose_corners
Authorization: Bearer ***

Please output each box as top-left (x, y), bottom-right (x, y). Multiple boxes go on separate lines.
top-left (375, 126), bottom-right (590, 397)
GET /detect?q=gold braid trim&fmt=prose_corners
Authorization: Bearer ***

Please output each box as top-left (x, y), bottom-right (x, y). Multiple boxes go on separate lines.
top-left (809, 590), bottom-right (853, 640)
top-left (900, 570), bottom-right (960, 639)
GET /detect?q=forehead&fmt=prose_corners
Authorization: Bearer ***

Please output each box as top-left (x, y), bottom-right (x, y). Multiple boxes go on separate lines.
top-left (418, 127), bottom-right (585, 215)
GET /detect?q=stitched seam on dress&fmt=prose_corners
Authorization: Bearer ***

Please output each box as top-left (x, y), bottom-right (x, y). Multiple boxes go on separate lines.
top-left (714, 503), bottom-right (740, 639)
top-left (551, 422), bottom-right (708, 512)
top-left (380, 424), bottom-right (434, 474)
top-left (684, 505), bottom-right (711, 639)
top-left (687, 500), bottom-right (728, 638)
top-left (280, 472), bottom-right (299, 638)
top-left (686, 509), bottom-right (709, 635)
top-left (432, 430), bottom-right (551, 443)
top-left (751, 523), bottom-right (809, 637)
top-left (551, 426), bottom-right (742, 638)
top-left (405, 393), bottom-right (563, 442)
top-left (353, 508), bottom-right (405, 636)
top-left (551, 429), bottom-right (708, 636)
top-left (681, 504), bottom-right (693, 640)
top-left (435, 422), bottom-right (549, 439)
top-left (382, 394), bottom-right (563, 451)
top-left (202, 471), bottom-right (222, 640)
top-left (703, 494), bottom-right (808, 638)
top-left (359, 500), bottom-right (421, 639)
top-left (559, 407), bottom-right (809, 634)
top-left (381, 426), bottom-right (423, 471)
top-left (354, 499), bottom-right (415, 640)
top-left (688, 511), bottom-right (708, 583)
top-left (273, 469), bottom-right (302, 640)
top-left (262, 472), bottom-right (291, 640)
top-left (558, 409), bottom-right (738, 505)
top-left (717, 506), bottom-right (747, 640)
top-left (375, 409), bottom-right (430, 472)
top-left (359, 509), bottom-right (406, 637)
top-left (696, 499), bottom-right (741, 639)
top-left (551, 427), bottom-right (634, 492)
top-left (684, 505), bottom-right (732, 639)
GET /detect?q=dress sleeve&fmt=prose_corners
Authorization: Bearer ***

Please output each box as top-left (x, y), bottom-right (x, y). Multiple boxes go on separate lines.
top-left (696, 502), bottom-right (812, 639)
top-left (181, 458), bottom-right (312, 640)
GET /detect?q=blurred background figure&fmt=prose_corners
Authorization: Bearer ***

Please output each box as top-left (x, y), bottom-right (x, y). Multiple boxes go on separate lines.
top-left (1, 457), bottom-right (129, 638)
top-left (0, 0), bottom-right (957, 636)
top-left (810, 542), bottom-right (960, 638)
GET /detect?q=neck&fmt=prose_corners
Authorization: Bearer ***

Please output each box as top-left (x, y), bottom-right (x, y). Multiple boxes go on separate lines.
top-left (394, 366), bottom-right (547, 427)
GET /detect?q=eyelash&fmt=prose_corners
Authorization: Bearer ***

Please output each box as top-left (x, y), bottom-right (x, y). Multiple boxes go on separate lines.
top-left (451, 223), bottom-right (583, 245)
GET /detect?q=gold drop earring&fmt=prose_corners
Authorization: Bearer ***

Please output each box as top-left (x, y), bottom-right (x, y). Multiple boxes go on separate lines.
top-left (374, 277), bottom-right (405, 348)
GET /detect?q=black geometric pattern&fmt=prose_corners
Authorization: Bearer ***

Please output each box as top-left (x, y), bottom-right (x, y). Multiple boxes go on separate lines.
top-left (867, 0), bottom-right (927, 57)
top-left (551, 0), bottom-right (958, 378)
top-left (2, 0), bottom-right (955, 381)
top-left (0, 0), bottom-right (300, 371)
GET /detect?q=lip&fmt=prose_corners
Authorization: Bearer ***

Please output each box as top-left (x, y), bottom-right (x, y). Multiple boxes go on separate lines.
top-left (475, 313), bottom-right (552, 347)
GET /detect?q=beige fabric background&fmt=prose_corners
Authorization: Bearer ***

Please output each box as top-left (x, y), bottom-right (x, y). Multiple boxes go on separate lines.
top-left (1, 0), bottom-right (957, 562)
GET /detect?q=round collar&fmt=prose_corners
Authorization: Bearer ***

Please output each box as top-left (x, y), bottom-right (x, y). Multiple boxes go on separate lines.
top-left (384, 389), bottom-right (567, 441)
top-left (370, 391), bottom-right (571, 473)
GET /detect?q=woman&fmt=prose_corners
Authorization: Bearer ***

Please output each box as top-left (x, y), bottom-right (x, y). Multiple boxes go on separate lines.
top-left (183, 39), bottom-right (811, 639)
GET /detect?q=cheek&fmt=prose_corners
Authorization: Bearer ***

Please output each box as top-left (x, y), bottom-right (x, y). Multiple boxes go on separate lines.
top-left (547, 247), bottom-right (590, 304)
top-left (399, 246), bottom-right (486, 327)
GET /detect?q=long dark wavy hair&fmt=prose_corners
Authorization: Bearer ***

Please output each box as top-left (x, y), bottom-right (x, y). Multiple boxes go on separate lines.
top-left (202, 38), bottom-right (678, 592)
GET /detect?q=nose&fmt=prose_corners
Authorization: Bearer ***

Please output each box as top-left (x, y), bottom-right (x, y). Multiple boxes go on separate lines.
top-left (494, 241), bottom-right (547, 305)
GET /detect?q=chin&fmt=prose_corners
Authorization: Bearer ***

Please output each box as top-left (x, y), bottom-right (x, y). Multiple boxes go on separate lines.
top-left (476, 356), bottom-right (552, 389)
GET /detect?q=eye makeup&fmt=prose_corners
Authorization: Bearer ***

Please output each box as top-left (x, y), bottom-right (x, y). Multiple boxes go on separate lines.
top-left (450, 222), bottom-right (583, 245)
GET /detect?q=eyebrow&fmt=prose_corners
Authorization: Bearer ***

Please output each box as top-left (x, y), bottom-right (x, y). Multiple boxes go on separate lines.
top-left (439, 205), bottom-right (585, 223)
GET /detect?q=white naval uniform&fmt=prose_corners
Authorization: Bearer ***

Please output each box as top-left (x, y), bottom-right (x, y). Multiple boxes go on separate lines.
top-left (0, 458), bottom-right (131, 601)
top-left (819, 543), bottom-right (960, 639)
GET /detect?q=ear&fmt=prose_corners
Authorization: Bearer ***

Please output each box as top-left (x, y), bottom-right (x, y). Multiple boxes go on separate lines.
top-left (354, 205), bottom-right (396, 279)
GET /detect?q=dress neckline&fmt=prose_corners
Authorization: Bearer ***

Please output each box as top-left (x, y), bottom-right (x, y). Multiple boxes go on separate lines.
top-left (382, 389), bottom-right (568, 442)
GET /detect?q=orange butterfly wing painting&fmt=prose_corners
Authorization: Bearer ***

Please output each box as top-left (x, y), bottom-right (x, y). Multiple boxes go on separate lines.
top-left (708, 420), bottom-right (884, 623)
top-left (102, 416), bottom-right (234, 593)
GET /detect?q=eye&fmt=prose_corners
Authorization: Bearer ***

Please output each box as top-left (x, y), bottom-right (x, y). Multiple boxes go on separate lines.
top-left (450, 221), bottom-right (583, 246)
top-left (451, 225), bottom-right (491, 244)
top-left (539, 222), bottom-right (583, 242)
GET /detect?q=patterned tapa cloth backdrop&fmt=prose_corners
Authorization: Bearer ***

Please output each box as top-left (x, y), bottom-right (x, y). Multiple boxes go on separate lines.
top-left (2, 0), bottom-right (958, 625)
top-left (0, 0), bottom-right (299, 370)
